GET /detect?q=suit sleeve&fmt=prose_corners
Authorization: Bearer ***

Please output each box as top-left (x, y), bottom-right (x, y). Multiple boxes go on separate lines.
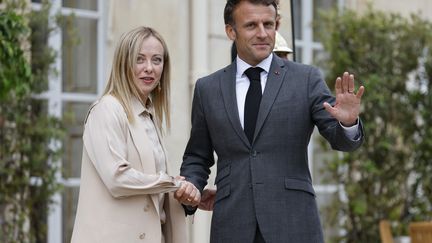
top-left (308, 67), bottom-right (364, 151)
top-left (180, 79), bottom-right (215, 193)
top-left (83, 98), bottom-right (180, 198)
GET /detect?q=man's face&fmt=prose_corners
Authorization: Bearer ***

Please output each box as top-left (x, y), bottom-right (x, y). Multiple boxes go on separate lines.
top-left (226, 1), bottom-right (277, 66)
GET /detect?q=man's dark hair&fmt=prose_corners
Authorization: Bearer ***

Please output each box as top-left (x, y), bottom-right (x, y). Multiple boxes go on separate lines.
top-left (224, 0), bottom-right (278, 26)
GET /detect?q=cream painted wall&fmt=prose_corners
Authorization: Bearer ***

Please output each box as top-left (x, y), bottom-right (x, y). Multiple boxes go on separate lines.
top-left (277, 0), bottom-right (294, 53)
top-left (209, 0), bottom-right (231, 71)
top-left (105, 0), bottom-right (191, 174)
top-left (347, 0), bottom-right (432, 20)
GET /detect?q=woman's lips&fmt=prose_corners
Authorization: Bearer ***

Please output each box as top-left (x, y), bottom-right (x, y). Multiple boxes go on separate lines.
top-left (140, 77), bottom-right (154, 84)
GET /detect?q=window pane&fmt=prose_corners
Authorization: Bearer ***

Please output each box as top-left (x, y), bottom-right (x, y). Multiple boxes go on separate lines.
top-left (312, 133), bottom-right (337, 184)
top-left (62, 187), bottom-right (80, 243)
top-left (62, 0), bottom-right (97, 11)
top-left (62, 102), bottom-right (91, 178)
top-left (62, 17), bottom-right (97, 94)
top-left (293, 0), bottom-right (302, 40)
top-left (313, 0), bottom-right (337, 42)
top-left (317, 192), bottom-right (339, 242)
top-left (294, 46), bottom-right (302, 63)
top-left (313, 49), bottom-right (327, 63)
top-left (313, 49), bottom-right (328, 74)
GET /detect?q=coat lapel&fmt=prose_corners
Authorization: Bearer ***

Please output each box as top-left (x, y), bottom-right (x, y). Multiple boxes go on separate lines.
top-left (220, 62), bottom-right (251, 148)
top-left (127, 98), bottom-right (161, 217)
top-left (254, 57), bottom-right (286, 141)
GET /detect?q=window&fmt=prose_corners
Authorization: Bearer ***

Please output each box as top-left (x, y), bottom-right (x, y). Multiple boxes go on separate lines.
top-left (292, 0), bottom-right (345, 240)
top-left (31, 1), bottom-right (105, 242)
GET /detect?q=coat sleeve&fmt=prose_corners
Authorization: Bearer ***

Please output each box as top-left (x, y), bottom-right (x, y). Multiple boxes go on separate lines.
top-left (308, 67), bottom-right (364, 151)
top-left (82, 97), bottom-right (180, 198)
top-left (180, 79), bottom-right (215, 193)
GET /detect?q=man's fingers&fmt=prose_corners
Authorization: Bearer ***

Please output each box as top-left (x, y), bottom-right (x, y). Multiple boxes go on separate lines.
top-left (174, 182), bottom-right (186, 199)
top-left (341, 72), bottom-right (349, 93)
top-left (348, 74), bottom-right (355, 93)
top-left (187, 190), bottom-right (200, 207)
top-left (179, 183), bottom-right (193, 201)
top-left (173, 181), bottom-right (202, 206)
top-left (356, 85), bottom-right (365, 98)
top-left (188, 186), bottom-right (197, 201)
top-left (323, 102), bottom-right (336, 117)
top-left (335, 77), bottom-right (342, 94)
top-left (180, 183), bottom-right (201, 206)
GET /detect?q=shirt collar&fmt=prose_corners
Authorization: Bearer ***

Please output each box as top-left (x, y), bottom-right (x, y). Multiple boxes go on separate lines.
top-left (236, 53), bottom-right (273, 77)
top-left (131, 96), bottom-right (154, 117)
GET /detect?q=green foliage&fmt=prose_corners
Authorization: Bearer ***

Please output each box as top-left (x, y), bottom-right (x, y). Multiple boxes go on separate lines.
top-left (0, 9), bottom-right (31, 100)
top-left (316, 6), bottom-right (432, 242)
top-left (0, 1), bottom-right (64, 242)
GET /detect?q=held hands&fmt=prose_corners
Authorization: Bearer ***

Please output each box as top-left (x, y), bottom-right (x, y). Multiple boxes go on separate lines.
top-left (323, 72), bottom-right (365, 126)
top-left (198, 188), bottom-right (216, 211)
top-left (173, 178), bottom-right (216, 211)
top-left (174, 178), bottom-right (201, 207)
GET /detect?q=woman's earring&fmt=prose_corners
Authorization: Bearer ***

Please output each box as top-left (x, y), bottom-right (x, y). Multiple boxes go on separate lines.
top-left (158, 82), bottom-right (161, 92)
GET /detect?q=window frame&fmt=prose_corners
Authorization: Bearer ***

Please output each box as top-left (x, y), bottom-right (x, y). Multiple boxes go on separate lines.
top-left (31, 1), bottom-right (106, 242)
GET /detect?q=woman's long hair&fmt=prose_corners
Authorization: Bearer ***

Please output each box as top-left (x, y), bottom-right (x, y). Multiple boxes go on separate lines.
top-left (103, 26), bottom-right (171, 131)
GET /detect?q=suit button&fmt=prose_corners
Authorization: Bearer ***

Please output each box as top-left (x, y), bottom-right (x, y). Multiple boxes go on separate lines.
top-left (251, 150), bottom-right (257, 157)
top-left (139, 233), bottom-right (146, 239)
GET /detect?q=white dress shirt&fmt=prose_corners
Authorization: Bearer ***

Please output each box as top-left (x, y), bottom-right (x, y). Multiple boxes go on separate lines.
top-left (236, 54), bottom-right (273, 128)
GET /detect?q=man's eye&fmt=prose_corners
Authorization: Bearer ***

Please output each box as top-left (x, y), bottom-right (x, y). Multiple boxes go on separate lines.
top-left (265, 22), bottom-right (274, 28)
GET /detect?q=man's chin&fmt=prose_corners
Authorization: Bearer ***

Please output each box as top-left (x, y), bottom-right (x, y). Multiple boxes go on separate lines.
top-left (255, 51), bottom-right (272, 60)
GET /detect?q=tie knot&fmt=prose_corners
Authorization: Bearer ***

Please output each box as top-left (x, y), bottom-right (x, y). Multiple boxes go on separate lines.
top-left (244, 67), bottom-right (263, 82)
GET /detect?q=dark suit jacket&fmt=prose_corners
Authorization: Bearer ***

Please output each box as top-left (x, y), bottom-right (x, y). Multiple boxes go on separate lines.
top-left (181, 55), bottom-right (364, 243)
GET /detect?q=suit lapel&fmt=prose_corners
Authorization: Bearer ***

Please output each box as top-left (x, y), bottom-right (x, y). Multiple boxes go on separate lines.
top-left (220, 62), bottom-right (251, 148)
top-left (254, 57), bottom-right (286, 141)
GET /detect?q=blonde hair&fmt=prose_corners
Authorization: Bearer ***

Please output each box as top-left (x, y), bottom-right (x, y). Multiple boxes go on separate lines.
top-left (103, 26), bottom-right (171, 132)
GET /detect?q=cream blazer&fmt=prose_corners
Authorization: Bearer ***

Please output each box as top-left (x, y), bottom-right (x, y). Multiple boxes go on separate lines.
top-left (71, 95), bottom-right (187, 243)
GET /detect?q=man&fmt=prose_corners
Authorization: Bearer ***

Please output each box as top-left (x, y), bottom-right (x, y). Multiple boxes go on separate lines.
top-left (273, 31), bottom-right (292, 60)
top-left (176, 0), bottom-right (365, 242)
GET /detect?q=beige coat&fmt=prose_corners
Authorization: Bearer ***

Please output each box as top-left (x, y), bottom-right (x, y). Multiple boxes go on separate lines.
top-left (71, 95), bottom-right (187, 243)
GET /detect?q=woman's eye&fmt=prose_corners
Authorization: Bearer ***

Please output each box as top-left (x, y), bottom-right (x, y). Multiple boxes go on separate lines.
top-left (137, 56), bottom-right (144, 63)
top-left (152, 57), bottom-right (162, 65)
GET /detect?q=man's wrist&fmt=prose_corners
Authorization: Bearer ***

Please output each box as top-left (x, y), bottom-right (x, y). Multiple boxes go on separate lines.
top-left (340, 118), bottom-right (359, 128)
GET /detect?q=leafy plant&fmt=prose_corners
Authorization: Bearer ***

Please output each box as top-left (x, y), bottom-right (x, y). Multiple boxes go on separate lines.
top-left (0, 1), bottom-right (64, 242)
top-left (316, 6), bottom-right (432, 243)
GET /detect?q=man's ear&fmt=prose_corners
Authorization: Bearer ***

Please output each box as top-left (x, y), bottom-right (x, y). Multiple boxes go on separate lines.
top-left (225, 24), bottom-right (236, 41)
top-left (276, 17), bottom-right (281, 30)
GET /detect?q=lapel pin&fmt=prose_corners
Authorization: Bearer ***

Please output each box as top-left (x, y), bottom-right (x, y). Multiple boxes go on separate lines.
top-left (275, 71), bottom-right (280, 75)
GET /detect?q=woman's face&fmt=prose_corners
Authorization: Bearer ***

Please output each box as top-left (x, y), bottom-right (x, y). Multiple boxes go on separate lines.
top-left (134, 36), bottom-right (164, 100)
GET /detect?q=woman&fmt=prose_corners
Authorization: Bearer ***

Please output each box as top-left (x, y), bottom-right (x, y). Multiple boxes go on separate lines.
top-left (71, 26), bottom-right (198, 243)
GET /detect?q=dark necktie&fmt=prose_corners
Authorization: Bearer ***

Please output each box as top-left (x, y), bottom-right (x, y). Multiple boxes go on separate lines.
top-left (244, 67), bottom-right (263, 143)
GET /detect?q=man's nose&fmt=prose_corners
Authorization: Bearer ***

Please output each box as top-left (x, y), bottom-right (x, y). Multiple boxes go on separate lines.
top-left (256, 24), bottom-right (268, 38)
